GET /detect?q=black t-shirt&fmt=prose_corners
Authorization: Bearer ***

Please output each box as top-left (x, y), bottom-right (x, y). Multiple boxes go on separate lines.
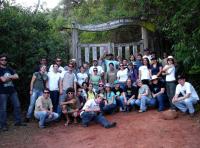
top-left (0, 67), bottom-right (16, 94)
top-left (150, 81), bottom-right (165, 94)
top-left (112, 87), bottom-right (123, 96)
top-left (124, 85), bottom-right (138, 99)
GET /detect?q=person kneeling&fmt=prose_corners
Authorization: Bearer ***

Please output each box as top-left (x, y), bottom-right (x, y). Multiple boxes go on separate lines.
top-left (80, 93), bottom-right (116, 128)
top-left (172, 75), bottom-right (199, 116)
top-left (61, 88), bottom-right (79, 126)
top-left (34, 88), bottom-right (59, 128)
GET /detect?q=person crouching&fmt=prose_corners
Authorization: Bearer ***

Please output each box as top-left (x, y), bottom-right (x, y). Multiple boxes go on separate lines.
top-left (34, 88), bottom-right (59, 128)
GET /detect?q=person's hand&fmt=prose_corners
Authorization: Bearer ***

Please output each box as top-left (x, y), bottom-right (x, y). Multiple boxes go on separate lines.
top-left (0, 76), bottom-right (8, 82)
top-left (30, 90), bottom-right (33, 95)
top-left (152, 94), bottom-right (156, 98)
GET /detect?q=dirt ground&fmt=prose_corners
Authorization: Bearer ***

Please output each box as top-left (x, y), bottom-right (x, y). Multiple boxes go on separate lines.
top-left (1, 110), bottom-right (200, 148)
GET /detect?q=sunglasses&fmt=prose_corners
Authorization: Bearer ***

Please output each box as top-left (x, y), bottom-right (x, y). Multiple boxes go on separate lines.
top-left (68, 92), bottom-right (74, 94)
top-left (56, 60), bottom-right (62, 62)
top-left (44, 92), bottom-right (50, 94)
top-left (93, 70), bottom-right (98, 72)
top-left (0, 59), bottom-right (7, 61)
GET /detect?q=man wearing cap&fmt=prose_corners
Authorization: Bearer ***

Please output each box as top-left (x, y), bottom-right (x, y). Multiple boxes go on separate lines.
top-left (80, 93), bottom-right (117, 128)
top-left (172, 75), bottom-right (199, 116)
top-left (150, 75), bottom-right (167, 111)
top-left (112, 80), bottom-right (125, 111)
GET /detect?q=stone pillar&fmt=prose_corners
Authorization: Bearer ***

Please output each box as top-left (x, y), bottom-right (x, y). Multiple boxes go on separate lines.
top-left (141, 26), bottom-right (148, 52)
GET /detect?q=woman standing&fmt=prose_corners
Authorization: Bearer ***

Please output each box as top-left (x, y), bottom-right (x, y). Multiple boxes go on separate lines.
top-left (162, 56), bottom-right (176, 110)
top-left (139, 58), bottom-right (151, 85)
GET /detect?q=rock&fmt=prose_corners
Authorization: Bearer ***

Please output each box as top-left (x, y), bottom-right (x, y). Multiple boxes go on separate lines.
top-left (161, 110), bottom-right (178, 120)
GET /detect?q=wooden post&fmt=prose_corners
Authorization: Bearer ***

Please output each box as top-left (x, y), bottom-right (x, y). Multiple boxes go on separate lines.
top-left (133, 45), bottom-right (137, 55)
top-left (118, 46), bottom-right (122, 57)
top-left (125, 45), bottom-right (129, 59)
top-left (141, 26), bottom-right (148, 52)
top-left (100, 46), bottom-right (104, 58)
top-left (77, 46), bottom-right (81, 66)
top-left (85, 47), bottom-right (89, 62)
top-left (92, 46), bottom-right (97, 60)
top-left (72, 22), bottom-right (78, 60)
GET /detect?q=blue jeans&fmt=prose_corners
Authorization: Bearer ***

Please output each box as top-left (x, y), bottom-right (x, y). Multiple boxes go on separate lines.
top-left (115, 96), bottom-right (124, 109)
top-left (50, 90), bottom-right (59, 113)
top-left (173, 97), bottom-right (198, 114)
top-left (26, 89), bottom-right (43, 118)
top-left (154, 93), bottom-right (167, 111)
top-left (34, 111), bottom-right (59, 127)
top-left (80, 112), bottom-right (111, 127)
top-left (166, 81), bottom-right (176, 109)
top-left (0, 92), bottom-right (22, 127)
top-left (100, 102), bottom-right (116, 114)
top-left (120, 96), bottom-right (136, 108)
top-left (57, 90), bottom-right (67, 118)
top-left (135, 96), bottom-right (156, 111)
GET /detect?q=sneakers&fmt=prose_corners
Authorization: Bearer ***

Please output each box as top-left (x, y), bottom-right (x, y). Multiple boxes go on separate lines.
top-left (138, 110), bottom-right (146, 113)
top-left (104, 122), bottom-right (117, 129)
top-left (14, 122), bottom-right (27, 126)
top-left (24, 117), bottom-right (30, 123)
top-left (82, 124), bottom-right (88, 128)
top-left (0, 126), bottom-right (8, 132)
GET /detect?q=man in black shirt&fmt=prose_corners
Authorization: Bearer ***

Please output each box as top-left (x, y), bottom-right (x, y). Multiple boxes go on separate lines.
top-left (112, 80), bottom-right (125, 111)
top-left (150, 75), bottom-right (167, 111)
top-left (122, 79), bottom-right (138, 111)
top-left (0, 54), bottom-right (26, 131)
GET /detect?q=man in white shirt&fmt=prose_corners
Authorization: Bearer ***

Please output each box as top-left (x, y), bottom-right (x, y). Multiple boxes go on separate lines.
top-left (89, 59), bottom-right (104, 76)
top-left (49, 57), bottom-right (64, 73)
top-left (172, 75), bottom-right (199, 116)
top-left (80, 94), bottom-right (116, 128)
top-left (47, 63), bottom-right (61, 113)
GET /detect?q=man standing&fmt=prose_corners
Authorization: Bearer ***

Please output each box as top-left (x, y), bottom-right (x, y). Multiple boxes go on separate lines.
top-left (80, 93), bottom-right (116, 128)
top-left (0, 54), bottom-right (26, 131)
top-left (172, 75), bottom-right (199, 116)
top-left (34, 88), bottom-right (59, 128)
top-left (47, 63), bottom-right (61, 113)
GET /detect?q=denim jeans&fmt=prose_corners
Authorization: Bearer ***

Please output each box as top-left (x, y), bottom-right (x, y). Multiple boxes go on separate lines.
top-left (120, 96), bottom-right (136, 108)
top-left (166, 81), bottom-right (176, 109)
top-left (0, 92), bottom-right (22, 127)
top-left (34, 111), bottom-right (59, 127)
top-left (115, 96), bottom-right (124, 109)
top-left (80, 112), bottom-right (110, 127)
top-left (173, 97), bottom-right (198, 114)
top-left (135, 96), bottom-right (156, 111)
top-left (100, 102), bottom-right (116, 114)
top-left (57, 90), bottom-right (67, 118)
top-left (50, 90), bottom-right (59, 113)
top-left (154, 93), bottom-right (167, 111)
top-left (26, 89), bottom-right (43, 118)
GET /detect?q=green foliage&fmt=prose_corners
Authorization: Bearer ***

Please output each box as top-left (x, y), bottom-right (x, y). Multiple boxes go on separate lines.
top-left (0, 3), bottom-right (69, 108)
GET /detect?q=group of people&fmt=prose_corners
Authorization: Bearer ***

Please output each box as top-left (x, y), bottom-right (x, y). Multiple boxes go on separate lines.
top-left (0, 48), bottom-right (199, 131)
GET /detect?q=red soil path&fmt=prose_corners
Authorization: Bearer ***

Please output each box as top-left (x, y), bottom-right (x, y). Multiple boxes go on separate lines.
top-left (1, 110), bottom-right (200, 148)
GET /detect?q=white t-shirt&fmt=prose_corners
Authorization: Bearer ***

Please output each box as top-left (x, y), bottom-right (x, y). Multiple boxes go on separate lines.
top-left (89, 66), bottom-right (104, 76)
top-left (139, 65), bottom-right (151, 80)
top-left (48, 65), bottom-right (65, 73)
top-left (175, 82), bottom-right (199, 100)
top-left (117, 69), bottom-right (128, 82)
top-left (47, 71), bottom-right (61, 91)
top-left (80, 99), bottom-right (100, 116)
top-left (164, 65), bottom-right (176, 82)
top-left (77, 72), bottom-right (88, 86)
